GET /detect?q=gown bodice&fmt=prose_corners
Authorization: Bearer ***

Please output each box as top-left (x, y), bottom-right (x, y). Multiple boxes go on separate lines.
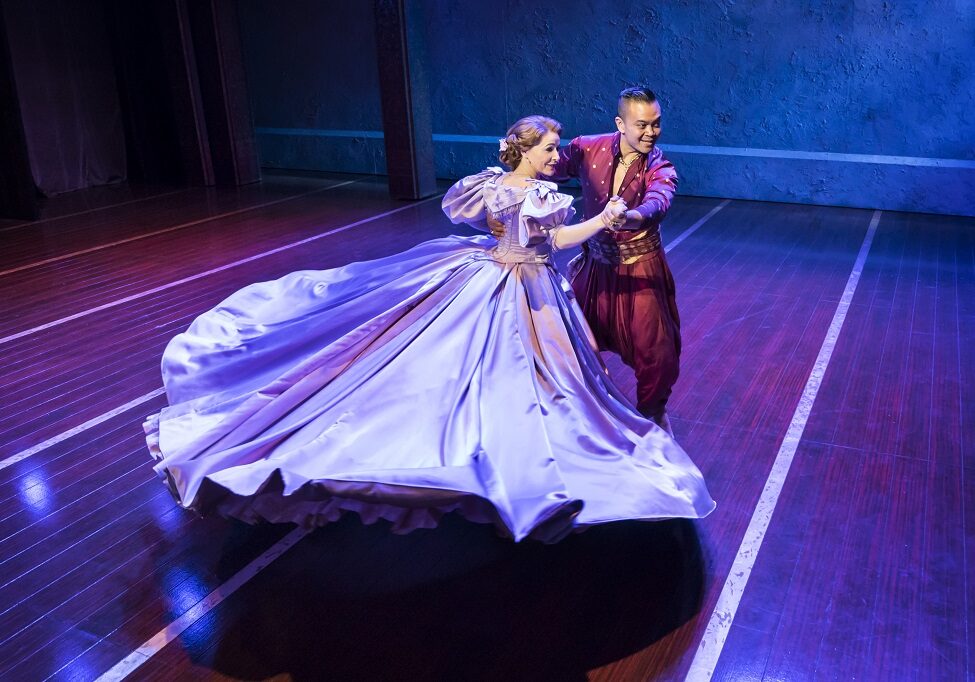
top-left (442, 167), bottom-right (576, 265)
top-left (487, 197), bottom-right (553, 264)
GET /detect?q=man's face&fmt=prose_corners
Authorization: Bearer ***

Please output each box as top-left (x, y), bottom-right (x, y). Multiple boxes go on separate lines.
top-left (615, 100), bottom-right (662, 155)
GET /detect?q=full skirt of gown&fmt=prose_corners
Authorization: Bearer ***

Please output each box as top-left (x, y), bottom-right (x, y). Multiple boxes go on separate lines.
top-left (146, 234), bottom-right (715, 542)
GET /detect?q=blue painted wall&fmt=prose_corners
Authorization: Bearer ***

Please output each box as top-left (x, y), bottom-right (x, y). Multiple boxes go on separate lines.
top-left (239, 1), bottom-right (975, 216)
top-left (238, 1), bottom-right (386, 174)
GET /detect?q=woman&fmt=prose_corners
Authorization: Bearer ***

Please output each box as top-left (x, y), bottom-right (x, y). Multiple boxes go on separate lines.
top-left (145, 115), bottom-right (714, 543)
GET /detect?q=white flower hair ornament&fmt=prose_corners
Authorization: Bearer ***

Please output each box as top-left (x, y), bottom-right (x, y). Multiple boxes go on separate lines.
top-left (498, 138), bottom-right (509, 152)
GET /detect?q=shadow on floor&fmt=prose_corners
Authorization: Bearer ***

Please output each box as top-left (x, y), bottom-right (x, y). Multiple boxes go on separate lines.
top-left (186, 513), bottom-right (706, 681)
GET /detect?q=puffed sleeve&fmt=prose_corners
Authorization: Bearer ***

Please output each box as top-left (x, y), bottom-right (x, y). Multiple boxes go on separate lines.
top-left (441, 167), bottom-right (504, 232)
top-left (518, 183), bottom-right (576, 247)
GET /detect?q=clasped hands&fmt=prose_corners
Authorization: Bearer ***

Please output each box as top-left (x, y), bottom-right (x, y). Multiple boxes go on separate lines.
top-left (599, 196), bottom-right (629, 230)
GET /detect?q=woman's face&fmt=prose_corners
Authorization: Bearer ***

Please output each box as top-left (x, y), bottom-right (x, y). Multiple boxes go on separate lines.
top-left (520, 130), bottom-right (561, 177)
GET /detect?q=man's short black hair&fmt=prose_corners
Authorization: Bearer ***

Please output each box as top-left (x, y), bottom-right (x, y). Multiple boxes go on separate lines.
top-left (618, 87), bottom-right (658, 117)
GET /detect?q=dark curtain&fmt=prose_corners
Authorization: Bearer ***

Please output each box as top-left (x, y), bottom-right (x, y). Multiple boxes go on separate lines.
top-left (3, 0), bottom-right (126, 195)
top-left (106, 0), bottom-right (183, 186)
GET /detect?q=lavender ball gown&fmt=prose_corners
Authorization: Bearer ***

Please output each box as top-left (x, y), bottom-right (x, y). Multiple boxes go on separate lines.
top-left (145, 168), bottom-right (714, 542)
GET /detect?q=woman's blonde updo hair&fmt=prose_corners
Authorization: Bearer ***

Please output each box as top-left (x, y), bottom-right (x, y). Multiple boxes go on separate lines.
top-left (498, 115), bottom-right (563, 169)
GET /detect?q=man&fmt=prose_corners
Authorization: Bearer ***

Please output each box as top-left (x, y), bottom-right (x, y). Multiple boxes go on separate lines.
top-left (491, 87), bottom-right (681, 433)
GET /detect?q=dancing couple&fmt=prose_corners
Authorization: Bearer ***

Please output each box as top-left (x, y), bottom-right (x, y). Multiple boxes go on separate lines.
top-left (145, 86), bottom-right (713, 543)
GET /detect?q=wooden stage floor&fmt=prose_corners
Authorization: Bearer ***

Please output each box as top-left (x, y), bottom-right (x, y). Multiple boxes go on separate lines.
top-left (1, 172), bottom-right (972, 681)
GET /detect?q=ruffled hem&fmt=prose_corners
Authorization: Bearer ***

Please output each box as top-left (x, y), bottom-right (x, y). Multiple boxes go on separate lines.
top-left (165, 472), bottom-right (584, 545)
top-left (147, 410), bottom-right (583, 543)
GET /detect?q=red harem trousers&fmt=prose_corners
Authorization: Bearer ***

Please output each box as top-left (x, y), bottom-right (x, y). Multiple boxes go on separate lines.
top-left (571, 249), bottom-right (681, 419)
